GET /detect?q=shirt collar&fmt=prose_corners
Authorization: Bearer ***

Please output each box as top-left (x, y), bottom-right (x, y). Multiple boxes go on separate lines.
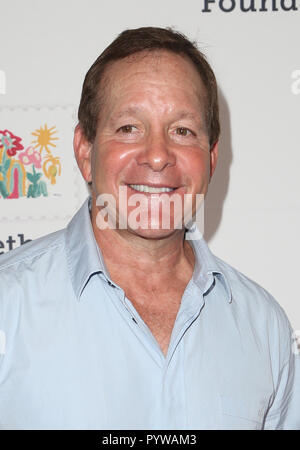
top-left (187, 224), bottom-right (232, 303)
top-left (65, 196), bottom-right (110, 300)
top-left (65, 197), bottom-right (232, 303)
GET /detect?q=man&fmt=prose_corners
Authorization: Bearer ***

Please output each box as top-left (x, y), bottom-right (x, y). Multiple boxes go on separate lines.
top-left (0, 27), bottom-right (299, 430)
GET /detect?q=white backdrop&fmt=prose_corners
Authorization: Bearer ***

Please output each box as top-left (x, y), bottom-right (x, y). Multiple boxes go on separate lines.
top-left (0, 0), bottom-right (299, 331)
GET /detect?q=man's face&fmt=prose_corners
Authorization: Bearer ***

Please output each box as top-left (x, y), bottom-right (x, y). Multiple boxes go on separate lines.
top-left (76, 50), bottom-right (218, 238)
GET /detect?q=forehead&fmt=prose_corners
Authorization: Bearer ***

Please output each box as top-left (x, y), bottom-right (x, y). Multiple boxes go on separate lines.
top-left (99, 50), bottom-right (206, 108)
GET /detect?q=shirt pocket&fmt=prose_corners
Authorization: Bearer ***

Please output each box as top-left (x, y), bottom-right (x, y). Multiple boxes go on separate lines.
top-left (220, 395), bottom-right (267, 430)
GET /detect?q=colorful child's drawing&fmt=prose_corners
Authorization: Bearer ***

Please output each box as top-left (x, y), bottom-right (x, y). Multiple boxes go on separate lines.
top-left (0, 125), bottom-right (61, 199)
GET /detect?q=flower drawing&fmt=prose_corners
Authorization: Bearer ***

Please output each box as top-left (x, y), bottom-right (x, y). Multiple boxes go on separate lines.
top-left (19, 146), bottom-right (42, 168)
top-left (0, 129), bottom-right (24, 157)
top-left (0, 124), bottom-right (61, 199)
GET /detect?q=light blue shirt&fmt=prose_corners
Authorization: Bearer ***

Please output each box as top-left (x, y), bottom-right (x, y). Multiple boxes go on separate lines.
top-left (0, 197), bottom-right (299, 430)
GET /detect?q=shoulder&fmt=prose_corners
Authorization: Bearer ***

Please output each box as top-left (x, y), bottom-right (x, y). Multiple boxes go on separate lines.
top-left (0, 228), bottom-right (65, 273)
top-left (0, 228), bottom-right (67, 335)
top-left (214, 255), bottom-right (293, 339)
top-left (0, 228), bottom-right (67, 365)
top-left (0, 228), bottom-right (66, 303)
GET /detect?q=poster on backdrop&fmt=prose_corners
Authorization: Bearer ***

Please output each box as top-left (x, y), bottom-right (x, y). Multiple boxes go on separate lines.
top-left (0, 106), bottom-right (80, 220)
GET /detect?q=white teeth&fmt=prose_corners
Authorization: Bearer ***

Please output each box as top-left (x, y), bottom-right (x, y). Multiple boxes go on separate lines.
top-left (128, 184), bottom-right (175, 193)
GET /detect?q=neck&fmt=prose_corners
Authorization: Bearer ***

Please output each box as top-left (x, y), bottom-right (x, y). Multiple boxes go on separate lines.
top-left (90, 196), bottom-right (195, 284)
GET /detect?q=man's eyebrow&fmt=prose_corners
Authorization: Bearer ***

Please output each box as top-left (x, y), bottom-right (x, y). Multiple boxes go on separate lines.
top-left (111, 107), bottom-right (143, 121)
top-left (175, 110), bottom-right (202, 122)
top-left (109, 108), bottom-right (203, 124)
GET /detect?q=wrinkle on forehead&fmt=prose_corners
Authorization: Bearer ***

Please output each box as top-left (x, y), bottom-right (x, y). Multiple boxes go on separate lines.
top-left (100, 50), bottom-right (205, 98)
top-left (97, 50), bottom-right (208, 130)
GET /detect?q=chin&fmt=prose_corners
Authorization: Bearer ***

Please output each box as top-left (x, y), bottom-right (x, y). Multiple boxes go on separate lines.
top-left (127, 226), bottom-right (183, 240)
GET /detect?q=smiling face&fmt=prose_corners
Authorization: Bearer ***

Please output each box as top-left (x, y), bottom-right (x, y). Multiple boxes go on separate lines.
top-left (74, 50), bottom-right (218, 239)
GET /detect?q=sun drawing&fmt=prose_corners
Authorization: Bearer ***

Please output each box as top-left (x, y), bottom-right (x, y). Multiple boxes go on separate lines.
top-left (31, 124), bottom-right (59, 155)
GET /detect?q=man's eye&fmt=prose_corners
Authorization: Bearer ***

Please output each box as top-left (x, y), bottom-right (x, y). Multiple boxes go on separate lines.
top-left (117, 125), bottom-right (136, 133)
top-left (175, 127), bottom-right (194, 136)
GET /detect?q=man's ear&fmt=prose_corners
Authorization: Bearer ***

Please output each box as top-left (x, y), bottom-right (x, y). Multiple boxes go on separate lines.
top-left (209, 140), bottom-right (219, 181)
top-left (73, 124), bottom-right (93, 183)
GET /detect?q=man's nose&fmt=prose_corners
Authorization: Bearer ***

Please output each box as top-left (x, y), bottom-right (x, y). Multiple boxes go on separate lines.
top-left (136, 132), bottom-right (176, 172)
